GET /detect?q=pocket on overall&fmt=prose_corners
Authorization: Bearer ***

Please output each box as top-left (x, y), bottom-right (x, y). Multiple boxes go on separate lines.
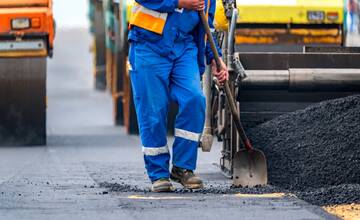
top-left (128, 42), bottom-right (136, 72)
top-left (133, 27), bottom-right (162, 43)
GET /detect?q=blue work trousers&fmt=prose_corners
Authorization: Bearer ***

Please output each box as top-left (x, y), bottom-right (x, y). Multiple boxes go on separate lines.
top-left (129, 41), bottom-right (206, 182)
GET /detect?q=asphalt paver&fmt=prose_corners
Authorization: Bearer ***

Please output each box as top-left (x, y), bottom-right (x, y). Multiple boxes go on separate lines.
top-left (0, 29), bottom-right (340, 220)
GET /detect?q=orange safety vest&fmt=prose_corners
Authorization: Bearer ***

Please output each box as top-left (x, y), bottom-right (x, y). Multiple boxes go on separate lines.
top-left (129, 2), bottom-right (168, 34)
top-left (129, 0), bottom-right (211, 35)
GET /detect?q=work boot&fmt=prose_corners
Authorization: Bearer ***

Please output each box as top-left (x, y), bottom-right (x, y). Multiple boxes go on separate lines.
top-left (151, 178), bottom-right (175, 192)
top-left (170, 166), bottom-right (204, 189)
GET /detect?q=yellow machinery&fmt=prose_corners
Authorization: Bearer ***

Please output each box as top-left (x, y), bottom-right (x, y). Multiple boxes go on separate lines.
top-left (215, 0), bottom-right (345, 46)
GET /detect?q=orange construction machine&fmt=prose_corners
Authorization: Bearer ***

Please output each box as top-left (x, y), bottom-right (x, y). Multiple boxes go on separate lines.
top-left (0, 0), bottom-right (55, 145)
top-left (0, 0), bottom-right (55, 57)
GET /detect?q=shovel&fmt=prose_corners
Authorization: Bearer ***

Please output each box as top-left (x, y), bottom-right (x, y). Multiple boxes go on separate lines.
top-left (199, 11), bottom-right (268, 187)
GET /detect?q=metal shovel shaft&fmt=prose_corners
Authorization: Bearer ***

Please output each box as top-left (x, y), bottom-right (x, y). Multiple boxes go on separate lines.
top-left (199, 10), bottom-right (268, 187)
top-left (199, 10), bottom-right (252, 151)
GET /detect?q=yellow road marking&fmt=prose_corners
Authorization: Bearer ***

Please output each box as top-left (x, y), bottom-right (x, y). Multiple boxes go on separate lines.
top-left (323, 204), bottom-right (360, 220)
top-left (127, 195), bottom-right (191, 200)
top-left (234, 193), bottom-right (286, 198)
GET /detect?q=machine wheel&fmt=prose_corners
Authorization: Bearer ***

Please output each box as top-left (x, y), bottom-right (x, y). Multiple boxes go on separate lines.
top-left (0, 57), bottom-right (47, 146)
top-left (112, 45), bottom-right (127, 126)
top-left (93, 1), bottom-right (107, 90)
top-left (112, 3), bottom-right (126, 126)
top-left (341, 24), bottom-right (347, 46)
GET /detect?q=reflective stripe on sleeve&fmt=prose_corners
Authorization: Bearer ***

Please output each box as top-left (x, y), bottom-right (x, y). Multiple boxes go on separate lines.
top-left (130, 3), bottom-right (168, 34)
top-left (175, 128), bottom-right (201, 142)
top-left (136, 5), bottom-right (168, 20)
top-left (142, 145), bottom-right (169, 156)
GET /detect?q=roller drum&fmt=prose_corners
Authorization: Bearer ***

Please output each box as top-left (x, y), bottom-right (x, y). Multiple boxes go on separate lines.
top-left (0, 57), bottom-right (46, 146)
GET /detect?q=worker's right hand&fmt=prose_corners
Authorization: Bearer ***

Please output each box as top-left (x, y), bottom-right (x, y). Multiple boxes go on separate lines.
top-left (178, 0), bottom-right (205, 11)
top-left (211, 59), bottom-right (229, 85)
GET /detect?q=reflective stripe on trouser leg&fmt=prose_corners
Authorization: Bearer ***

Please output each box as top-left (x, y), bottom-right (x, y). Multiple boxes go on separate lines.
top-left (175, 129), bottom-right (201, 142)
top-left (170, 44), bottom-right (206, 171)
top-left (143, 145), bottom-right (170, 182)
top-left (129, 42), bottom-right (173, 182)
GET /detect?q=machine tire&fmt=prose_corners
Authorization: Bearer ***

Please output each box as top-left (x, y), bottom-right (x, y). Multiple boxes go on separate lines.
top-left (93, 1), bottom-right (107, 91)
top-left (112, 2), bottom-right (127, 126)
top-left (112, 30), bottom-right (127, 126)
top-left (341, 24), bottom-right (347, 46)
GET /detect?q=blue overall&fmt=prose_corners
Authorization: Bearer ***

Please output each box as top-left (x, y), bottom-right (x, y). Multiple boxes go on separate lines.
top-left (129, 0), bottom-right (221, 182)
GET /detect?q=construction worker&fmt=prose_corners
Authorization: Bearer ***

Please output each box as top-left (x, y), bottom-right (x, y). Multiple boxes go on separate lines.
top-left (128, 0), bottom-right (228, 192)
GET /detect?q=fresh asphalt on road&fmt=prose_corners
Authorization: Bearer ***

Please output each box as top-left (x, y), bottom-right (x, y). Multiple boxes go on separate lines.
top-left (0, 29), bottom-right (339, 220)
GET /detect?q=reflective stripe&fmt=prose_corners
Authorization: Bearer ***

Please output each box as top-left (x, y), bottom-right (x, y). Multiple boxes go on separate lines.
top-left (132, 5), bottom-right (167, 20)
top-left (174, 8), bottom-right (184, 13)
top-left (130, 3), bottom-right (168, 34)
top-left (175, 128), bottom-right (201, 142)
top-left (142, 145), bottom-right (169, 156)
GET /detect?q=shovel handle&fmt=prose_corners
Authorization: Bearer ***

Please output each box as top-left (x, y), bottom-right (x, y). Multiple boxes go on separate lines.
top-left (223, 82), bottom-right (253, 151)
top-left (198, 11), bottom-right (222, 71)
top-left (199, 10), bottom-right (253, 151)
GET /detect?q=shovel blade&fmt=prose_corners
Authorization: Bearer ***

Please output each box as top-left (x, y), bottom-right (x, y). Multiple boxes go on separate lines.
top-left (233, 149), bottom-right (268, 187)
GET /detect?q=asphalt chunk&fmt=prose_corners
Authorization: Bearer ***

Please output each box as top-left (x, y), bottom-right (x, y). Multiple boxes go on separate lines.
top-left (248, 95), bottom-right (360, 205)
top-left (173, 185), bottom-right (281, 194)
top-left (99, 182), bottom-right (145, 193)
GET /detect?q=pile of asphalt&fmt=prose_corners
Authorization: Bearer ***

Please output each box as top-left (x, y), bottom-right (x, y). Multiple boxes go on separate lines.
top-left (248, 95), bottom-right (360, 205)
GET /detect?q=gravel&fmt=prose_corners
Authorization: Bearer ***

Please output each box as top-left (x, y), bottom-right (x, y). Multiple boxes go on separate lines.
top-left (248, 95), bottom-right (360, 205)
top-left (172, 185), bottom-right (280, 194)
top-left (99, 181), bottom-right (281, 195)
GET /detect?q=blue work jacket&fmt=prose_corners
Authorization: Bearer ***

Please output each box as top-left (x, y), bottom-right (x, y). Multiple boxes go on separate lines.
top-left (128, 0), bottom-right (222, 75)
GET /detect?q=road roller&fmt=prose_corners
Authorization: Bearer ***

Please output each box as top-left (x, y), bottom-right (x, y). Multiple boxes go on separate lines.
top-left (0, 0), bottom-right (55, 146)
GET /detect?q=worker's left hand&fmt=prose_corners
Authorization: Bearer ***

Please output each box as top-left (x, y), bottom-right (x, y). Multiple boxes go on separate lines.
top-left (211, 59), bottom-right (229, 85)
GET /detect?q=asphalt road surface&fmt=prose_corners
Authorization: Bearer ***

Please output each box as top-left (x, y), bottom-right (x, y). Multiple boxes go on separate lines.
top-left (0, 29), bottom-right (339, 220)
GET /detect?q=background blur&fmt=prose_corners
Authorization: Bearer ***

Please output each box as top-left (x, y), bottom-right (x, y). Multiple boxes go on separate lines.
top-left (54, 0), bottom-right (89, 28)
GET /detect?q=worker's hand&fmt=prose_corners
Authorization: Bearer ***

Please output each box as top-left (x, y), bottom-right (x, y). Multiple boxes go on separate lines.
top-left (211, 59), bottom-right (229, 85)
top-left (178, 0), bottom-right (205, 11)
